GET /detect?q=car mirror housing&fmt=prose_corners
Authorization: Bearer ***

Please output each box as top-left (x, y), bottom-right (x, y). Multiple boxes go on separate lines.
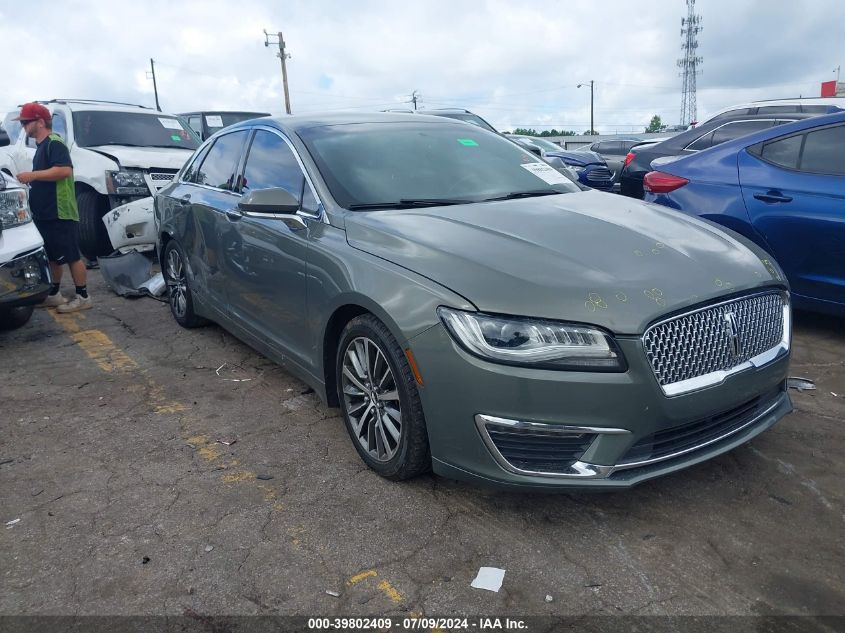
top-left (238, 187), bottom-right (300, 214)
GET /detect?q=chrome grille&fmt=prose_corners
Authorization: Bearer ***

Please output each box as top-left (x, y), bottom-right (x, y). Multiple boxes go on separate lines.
top-left (643, 292), bottom-right (786, 392)
top-left (147, 171), bottom-right (178, 192)
top-left (586, 167), bottom-right (613, 182)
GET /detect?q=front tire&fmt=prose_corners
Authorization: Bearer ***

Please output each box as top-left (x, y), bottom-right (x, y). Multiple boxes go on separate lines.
top-left (77, 190), bottom-right (113, 259)
top-left (336, 314), bottom-right (430, 480)
top-left (0, 305), bottom-right (35, 330)
top-left (162, 240), bottom-right (207, 328)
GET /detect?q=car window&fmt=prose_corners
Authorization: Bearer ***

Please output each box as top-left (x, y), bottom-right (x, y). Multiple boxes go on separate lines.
top-left (620, 141), bottom-right (638, 153)
top-left (240, 130), bottom-right (304, 199)
top-left (182, 143), bottom-right (213, 183)
top-left (299, 122), bottom-right (578, 208)
top-left (711, 120), bottom-right (776, 147)
top-left (51, 111), bottom-right (68, 140)
top-left (711, 108), bottom-right (752, 122)
top-left (2, 112), bottom-right (22, 144)
top-left (799, 125), bottom-right (845, 176)
top-left (758, 134), bottom-right (803, 169)
top-left (756, 106), bottom-right (797, 115)
top-left (686, 130), bottom-right (715, 151)
top-left (71, 110), bottom-right (200, 150)
top-left (194, 131), bottom-right (249, 190)
top-left (187, 116), bottom-right (202, 137)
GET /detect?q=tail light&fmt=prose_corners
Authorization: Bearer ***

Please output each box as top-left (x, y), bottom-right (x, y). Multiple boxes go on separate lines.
top-left (643, 171), bottom-right (689, 194)
top-left (623, 152), bottom-right (635, 168)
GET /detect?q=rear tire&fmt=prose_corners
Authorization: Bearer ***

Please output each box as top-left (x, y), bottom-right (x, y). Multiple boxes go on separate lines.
top-left (0, 305), bottom-right (35, 331)
top-left (77, 190), bottom-right (113, 259)
top-left (162, 240), bottom-right (207, 328)
top-left (336, 314), bottom-right (430, 480)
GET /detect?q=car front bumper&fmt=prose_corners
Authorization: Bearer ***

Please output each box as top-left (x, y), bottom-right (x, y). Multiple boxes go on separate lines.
top-left (0, 247), bottom-right (51, 308)
top-left (409, 323), bottom-right (792, 490)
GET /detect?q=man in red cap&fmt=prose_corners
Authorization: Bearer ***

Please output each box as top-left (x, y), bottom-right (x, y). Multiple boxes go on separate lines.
top-left (14, 102), bottom-right (91, 312)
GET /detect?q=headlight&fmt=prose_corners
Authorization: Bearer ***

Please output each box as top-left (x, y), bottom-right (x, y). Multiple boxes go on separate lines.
top-left (438, 308), bottom-right (625, 371)
top-left (106, 170), bottom-right (149, 196)
top-left (0, 188), bottom-right (32, 229)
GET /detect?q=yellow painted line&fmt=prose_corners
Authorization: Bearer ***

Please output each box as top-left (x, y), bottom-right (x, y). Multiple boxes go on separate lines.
top-left (348, 570), bottom-right (378, 585)
top-left (222, 471), bottom-right (256, 483)
top-left (69, 330), bottom-right (138, 373)
top-left (377, 580), bottom-right (403, 604)
top-left (199, 445), bottom-right (222, 462)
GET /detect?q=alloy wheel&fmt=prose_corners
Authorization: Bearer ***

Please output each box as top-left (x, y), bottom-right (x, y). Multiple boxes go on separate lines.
top-left (166, 247), bottom-right (188, 319)
top-left (340, 336), bottom-right (402, 462)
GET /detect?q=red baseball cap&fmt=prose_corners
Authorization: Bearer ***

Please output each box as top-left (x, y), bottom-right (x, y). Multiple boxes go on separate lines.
top-left (13, 102), bottom-right (52, 124)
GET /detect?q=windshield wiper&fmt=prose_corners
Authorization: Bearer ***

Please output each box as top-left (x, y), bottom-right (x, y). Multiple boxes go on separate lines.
top-left (347, 198), bottom-right (467, 210)
top-left (482, 190), bottom-right (563, 202)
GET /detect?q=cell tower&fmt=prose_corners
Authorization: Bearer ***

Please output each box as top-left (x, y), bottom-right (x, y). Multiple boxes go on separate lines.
top-left (678, 0), bottom-right (703, 125)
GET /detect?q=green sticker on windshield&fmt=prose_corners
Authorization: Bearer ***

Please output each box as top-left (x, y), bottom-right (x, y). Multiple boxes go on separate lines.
top-left (457, 139), bottom-right (478, 146)
top-left (171, 134), bottom-right (182, 141)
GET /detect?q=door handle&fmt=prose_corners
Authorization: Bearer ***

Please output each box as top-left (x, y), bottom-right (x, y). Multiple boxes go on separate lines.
top-left (753, 191), bottom-right (793, 203)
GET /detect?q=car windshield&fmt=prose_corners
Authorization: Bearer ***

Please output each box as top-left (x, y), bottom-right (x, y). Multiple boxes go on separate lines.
top-left (72, 111), bottom-right (200, 150)
top-left (299, 122), bottom-right (579, 208)
top-left (422, 112), bottom-right (498, 133)
top-left (205, 112), bottom-right (269, 135)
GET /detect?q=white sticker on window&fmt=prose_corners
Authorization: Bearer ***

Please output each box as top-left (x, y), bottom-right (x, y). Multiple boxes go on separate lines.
top-left (205, 115), bottom-right (224, 128)
top-left (158, 118), bottom-right (183, 130)
top-left (519, 162), bottom-right (571, 184)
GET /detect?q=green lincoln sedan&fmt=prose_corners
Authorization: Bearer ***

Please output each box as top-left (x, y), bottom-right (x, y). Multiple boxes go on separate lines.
top-left (154, 112), bottom-right (792, 490)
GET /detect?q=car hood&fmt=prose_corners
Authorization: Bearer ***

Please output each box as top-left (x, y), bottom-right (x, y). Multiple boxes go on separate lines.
top-left (82, 145), bottom-right (194, 170)
top-left (344, 191), bottom-right (785, 334)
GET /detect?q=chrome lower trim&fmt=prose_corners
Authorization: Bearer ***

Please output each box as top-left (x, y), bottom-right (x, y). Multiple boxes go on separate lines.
top-left (476, 388), bottom-right (785, 479)
top-left (614, 394), bottom-right (784, 470)
top-left (474, 414), bottom-right (627, 479)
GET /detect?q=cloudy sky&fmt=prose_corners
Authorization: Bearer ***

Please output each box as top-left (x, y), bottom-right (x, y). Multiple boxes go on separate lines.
top-left (0, 0), bottom-right (840, 134)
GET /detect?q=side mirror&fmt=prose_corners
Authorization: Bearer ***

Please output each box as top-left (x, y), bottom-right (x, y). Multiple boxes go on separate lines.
top-left (238, 187), bottom-right (300, 214)
top-left (527, 144), bottom-right (542, 157)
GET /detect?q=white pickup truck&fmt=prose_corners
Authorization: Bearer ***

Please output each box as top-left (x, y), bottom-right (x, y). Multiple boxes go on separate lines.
top-left (0, 100), bottom-right (199, 259)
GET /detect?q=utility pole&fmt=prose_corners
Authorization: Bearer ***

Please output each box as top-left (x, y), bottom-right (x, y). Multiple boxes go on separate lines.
top-left (835, 65), bottom-right (841, 83)
top-left (148, 58), bottom-right (161, 112)
top-left (409, 90), bottom-right (420, 110)
top-left (264, 30), bottom-right (292, 114)
top-left (577, 80), bottom-right (594, 134)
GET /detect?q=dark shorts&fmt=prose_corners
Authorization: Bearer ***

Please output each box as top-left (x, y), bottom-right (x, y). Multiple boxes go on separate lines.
top-left (34, 219), bottom-right (81, 264)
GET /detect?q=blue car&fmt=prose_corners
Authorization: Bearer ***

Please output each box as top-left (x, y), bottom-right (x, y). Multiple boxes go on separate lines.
top-left (643, 111), bottom-right (845, 316)
top-left (508, 135), bottom-right (615, 191)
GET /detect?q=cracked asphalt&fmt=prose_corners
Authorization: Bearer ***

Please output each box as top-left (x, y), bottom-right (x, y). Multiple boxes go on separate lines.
top-left (1, 270), bottom-right (843, 621)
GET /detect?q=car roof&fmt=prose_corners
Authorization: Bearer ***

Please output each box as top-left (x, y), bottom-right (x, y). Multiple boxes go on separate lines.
top-left (225, 111), bottom-right (477, 135)
top-left (179, 110), bottom-right (271, 116)
top-left (699, 97), bottom-right (845, 124)
top-left (34, 99), bottom-right (165, 114)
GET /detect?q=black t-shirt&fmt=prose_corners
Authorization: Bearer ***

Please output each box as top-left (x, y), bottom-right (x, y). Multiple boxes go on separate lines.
top-left (30, 134), bottom-right (75, 221)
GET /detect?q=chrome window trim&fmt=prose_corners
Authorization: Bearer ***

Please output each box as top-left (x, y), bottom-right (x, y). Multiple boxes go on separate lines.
top-left (474, 414), bottom-right (627, 479)
top-left (643, 291), bottom-right (791, 397)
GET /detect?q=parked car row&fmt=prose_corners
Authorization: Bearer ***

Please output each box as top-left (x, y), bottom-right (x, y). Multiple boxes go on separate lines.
top-left (154, 111), bottom-right (795, 490)
top-left (643, 111), bottom-right (845, 317)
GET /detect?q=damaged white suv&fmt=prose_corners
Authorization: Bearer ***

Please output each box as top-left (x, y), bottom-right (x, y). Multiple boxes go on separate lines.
top-left (0, 100), bottom-right (199, 259)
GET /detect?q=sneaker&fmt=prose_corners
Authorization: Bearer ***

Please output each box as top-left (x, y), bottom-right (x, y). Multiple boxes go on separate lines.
top-left (56, 294), bottom-right (92, 313)
top-left (40, 293), bottom-right (68, 308)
